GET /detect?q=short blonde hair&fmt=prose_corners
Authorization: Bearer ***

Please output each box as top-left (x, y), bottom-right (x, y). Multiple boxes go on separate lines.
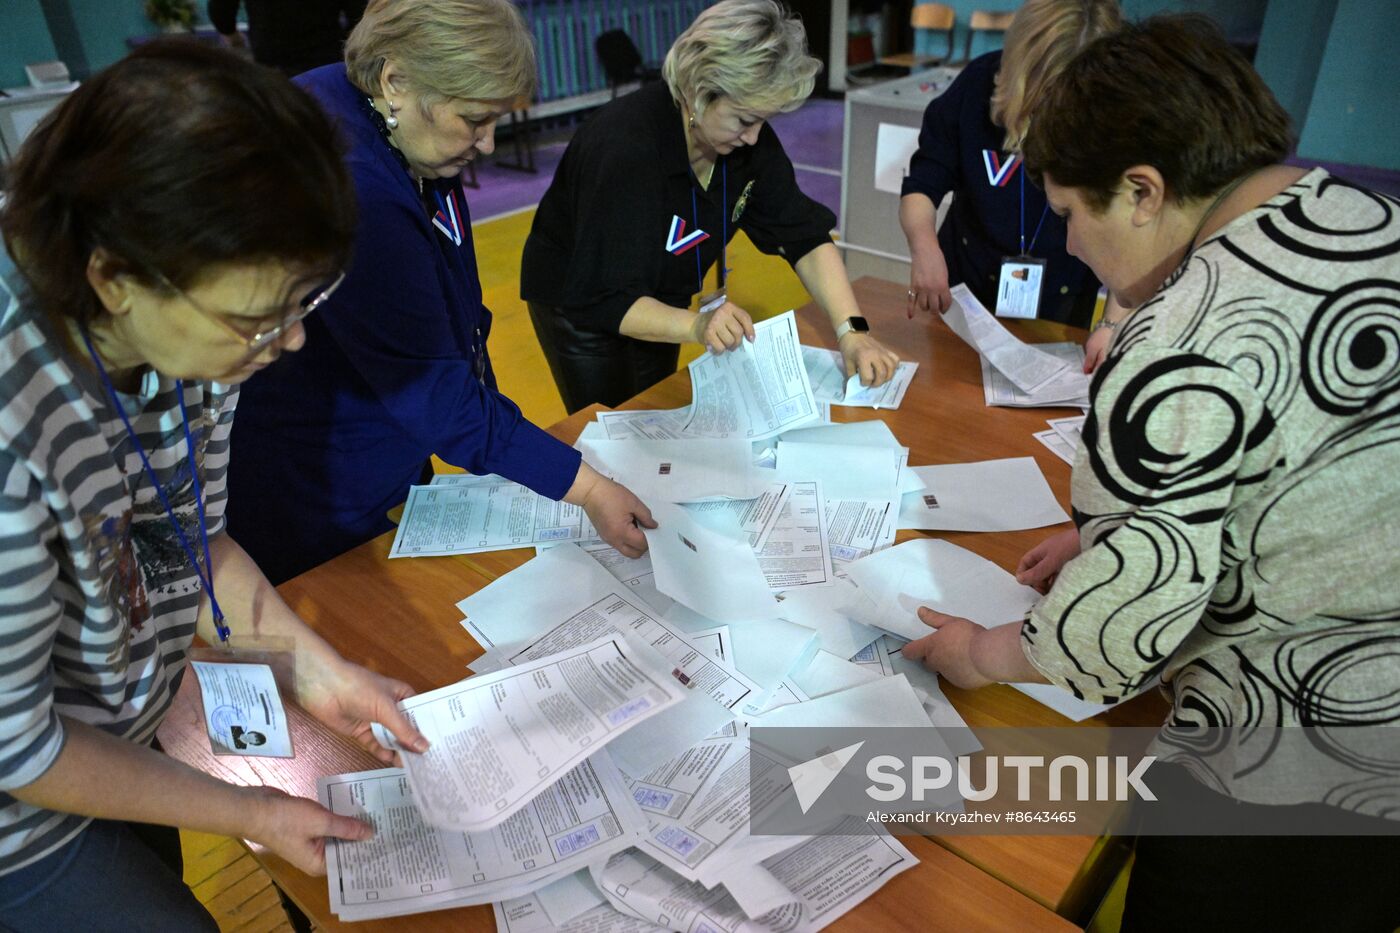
top-left (345, 0), bottom-right (536, 109)
top-left (991, 0), bottom-right (1122, 151)
top-left (663, 0), bottom-right (820, 118)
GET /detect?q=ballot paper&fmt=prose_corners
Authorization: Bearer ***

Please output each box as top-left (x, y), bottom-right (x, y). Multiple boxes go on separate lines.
top-left (578, 436), bottom-right (766, 502)
top-left (756, 481), bottom-right (835, 592)
top-left (595, 819), bottom-right (917, 931)
top-left (778, 420), bottom-right (901, 448)
top-left (373, 635), bottom-right (685, 833)
top-left (896, 458), bottom-right (1070, 531)
top-left (800, 345), bottom-right (919, 409)
top-left (494, 894), bottom-right (665, 933)
top-left (533, 870), bottom-right (608, 926)
top-left (683, 311), bottom-right (821, 441)
top-left (824, 498), bottom-right (898, 565)
top-left (389, 478), bottom-right (597, 557)
top-left (775, 579), bottom-right (883, 660)
top-left (846, 636), bottom-right (979, 752)
top-left (685, 625), bottom-right (733, 663)
top-left (683, 482), bottom-right (792, 550)
top-left (774, 441), bottom-right (901, 501)
top-left (1009, 681), bottom-right (1116, 721)
top-left (1034, 428), bottom-right (1077, 465)
top-left (320, 756), bottom-right (645, 921)
top-left (597, 407), bottom-right (691, 440)
top-left (943, 284), bottom-right (1072, 392)
top-left (625, 730), bottom-right (809, 884)
top-left (455, 545), bottom-right (757, 773)
top-left (1049, 415), bottom-right (1085, 449)
top-left (981, 343), bottom-right (1090, 408)
top-left (841, 539), bottom-right (1041, 642)
top-left (575, 542), bottom-right (676, 616)
top-left (644, 500), bottom-right (780, 621)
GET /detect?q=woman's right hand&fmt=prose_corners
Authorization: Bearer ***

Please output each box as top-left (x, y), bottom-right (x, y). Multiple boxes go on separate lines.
top-left (244, 785), bottom-right (374, 876)
top-left (1015, 527), bottom-right (1081, 594)
top-left (907, 244), bottom-right (953, 318)
top-left (691, 301), bottom-right (756, 354)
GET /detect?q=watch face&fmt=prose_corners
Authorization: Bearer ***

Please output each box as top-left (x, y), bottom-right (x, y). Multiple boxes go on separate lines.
top-left (849, 316), bottom-right (870, 333)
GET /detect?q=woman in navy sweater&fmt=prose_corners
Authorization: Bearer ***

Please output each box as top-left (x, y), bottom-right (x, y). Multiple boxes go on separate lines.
top-left (226, 0), bottom-right (653, 583)
top-left (899, 0), bottom-right (1122, 362)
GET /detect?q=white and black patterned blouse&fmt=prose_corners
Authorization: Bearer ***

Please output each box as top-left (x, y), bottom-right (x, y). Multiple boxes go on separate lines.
top-left (1023, 170), bottom-right (1400, 766)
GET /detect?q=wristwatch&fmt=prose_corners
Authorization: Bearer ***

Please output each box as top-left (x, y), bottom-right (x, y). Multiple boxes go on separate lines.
top-left (835, 316), bottom-right (870, 341)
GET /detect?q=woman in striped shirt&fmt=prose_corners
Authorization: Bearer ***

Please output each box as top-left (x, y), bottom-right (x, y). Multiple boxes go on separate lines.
top-left (0, 42), bottom-right (428, 931)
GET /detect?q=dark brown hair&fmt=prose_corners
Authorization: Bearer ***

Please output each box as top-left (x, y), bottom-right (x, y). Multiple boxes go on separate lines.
top-left (1, 40), bottom-right (356, 338)
top-left (1023, 15), bottom-right (1292, 211)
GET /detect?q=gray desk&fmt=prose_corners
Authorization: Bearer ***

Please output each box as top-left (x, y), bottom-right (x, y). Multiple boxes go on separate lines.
top-left (839, 68), bottom-right (958, 283)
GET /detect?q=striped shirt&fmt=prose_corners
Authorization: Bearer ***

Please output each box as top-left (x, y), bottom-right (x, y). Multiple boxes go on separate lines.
top-left (0, 244), bottom-right (238, 874)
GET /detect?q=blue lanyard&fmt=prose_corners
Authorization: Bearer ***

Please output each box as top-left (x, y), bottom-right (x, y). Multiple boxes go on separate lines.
top-left (690, 161), bottom-right (728, 294)
top-left (80, 329), bottom-right (229, 643)
top-left (1019, 168), bottom-right (1050, 257)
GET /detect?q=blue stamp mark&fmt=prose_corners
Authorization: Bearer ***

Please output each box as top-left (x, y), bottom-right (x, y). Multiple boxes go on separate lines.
top-left (633, 787), bottom-right (675, 810)
top-left (656, 825), bottom-right (701, 856)
top-left (209, 704), bottom-right (243, 741)
top-left (607, 696), bottom-right (651, 726)
top-left (831, 544), bottom-right (862, 562)
top-left (554, 824), bottom-right (601, 856)
top-left (538, 527), bottom-right (572, 541)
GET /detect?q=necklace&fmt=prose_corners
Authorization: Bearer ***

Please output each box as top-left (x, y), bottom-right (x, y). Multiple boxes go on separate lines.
top-left (1174, 169), bottom-right (1258, 275)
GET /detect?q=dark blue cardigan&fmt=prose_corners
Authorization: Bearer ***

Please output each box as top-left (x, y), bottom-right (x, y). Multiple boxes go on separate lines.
top-left (225, 64), bottom-right (581, 583)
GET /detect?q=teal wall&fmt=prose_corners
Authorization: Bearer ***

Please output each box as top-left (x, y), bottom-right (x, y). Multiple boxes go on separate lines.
top-left (1, 1), bottom-right (60, 88)
top-left (1295, 0), bottom-right (1400, 170)
top-left (1253, 0), bottom-right (1339, 130)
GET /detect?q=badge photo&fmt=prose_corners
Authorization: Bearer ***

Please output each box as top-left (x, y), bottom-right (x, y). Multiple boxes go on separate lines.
top-left (995, 257), bottom-right (1046, 319)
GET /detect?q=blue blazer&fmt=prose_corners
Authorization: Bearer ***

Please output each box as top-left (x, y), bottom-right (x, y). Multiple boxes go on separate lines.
top-left (225, 64), bottom-right (581, 583)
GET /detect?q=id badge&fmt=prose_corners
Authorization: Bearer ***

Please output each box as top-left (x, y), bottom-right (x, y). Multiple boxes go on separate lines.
top-left (190, 635), bottom-right (297, 758)
top-left (696, 289), bottom-right (727, 315)
top-left (995, 256), bottom-right (1047, 319)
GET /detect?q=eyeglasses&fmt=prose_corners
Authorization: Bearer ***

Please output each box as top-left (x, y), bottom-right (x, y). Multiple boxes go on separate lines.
top-left (156, 270), bottom-right (346, 355)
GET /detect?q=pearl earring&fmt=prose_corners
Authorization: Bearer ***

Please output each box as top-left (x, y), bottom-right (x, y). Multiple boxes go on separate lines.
top-left (386, 103), bottom-right (400, 130)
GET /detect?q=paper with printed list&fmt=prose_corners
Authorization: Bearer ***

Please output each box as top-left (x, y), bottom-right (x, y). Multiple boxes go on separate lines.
top-left (318, 755), bottom-right (645, 921)
top-left (981, 343), bottom-right (1090, 408)
top-left (683, 310), bottom-right (820, 440)
top-left (388, 474), bottom-right (597, 557)
top-left (370, 635), bottom-right (685, 833)
top-left (943, 283), bottom-right (1072, 392)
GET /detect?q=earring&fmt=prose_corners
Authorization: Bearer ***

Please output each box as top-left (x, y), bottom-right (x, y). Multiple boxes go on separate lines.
top-left (688, 114), bottom-right (695, 128)
top-left (386, 103), bottom-right (400, 130)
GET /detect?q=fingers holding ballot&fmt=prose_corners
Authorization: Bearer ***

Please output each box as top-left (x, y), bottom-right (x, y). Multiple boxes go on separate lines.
top-left (1015, 527), bottom-right (1081, 594)
top-left (567, 463), bottom-right (657, 558)
top-left (691, 300), bottom-right (757, 354)
top-left (900, 609), bottom-right (994, 690)
top-left (840, 332), bottom-right (900, 387)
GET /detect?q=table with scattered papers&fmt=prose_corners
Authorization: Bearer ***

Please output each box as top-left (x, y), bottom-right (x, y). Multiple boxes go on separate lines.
top-left (159, 277), bottom-right (1165, 931)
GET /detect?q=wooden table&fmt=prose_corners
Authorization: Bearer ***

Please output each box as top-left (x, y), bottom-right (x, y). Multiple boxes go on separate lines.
top-left (161, 276), bottom-right (1163, 930)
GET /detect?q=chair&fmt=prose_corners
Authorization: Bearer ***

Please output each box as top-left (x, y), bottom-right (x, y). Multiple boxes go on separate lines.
top-left (595, 29), bottom-right (661, 97)
top-left (963, 10), bottom-right (1015, 63)
top-left (877, 3), bottom-right (956, 72)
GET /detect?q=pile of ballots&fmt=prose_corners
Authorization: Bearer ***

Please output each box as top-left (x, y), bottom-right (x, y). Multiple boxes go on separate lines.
top-left (327, 309), bottom-right (1104, 925)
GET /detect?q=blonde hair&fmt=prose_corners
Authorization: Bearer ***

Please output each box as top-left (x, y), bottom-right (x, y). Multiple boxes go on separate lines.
top-left (991, 0), bottom-right (1122, 151)
top-left (663, 0), bottom-right (820, 118)
top-left (345, 0), bottom-right (536, 111)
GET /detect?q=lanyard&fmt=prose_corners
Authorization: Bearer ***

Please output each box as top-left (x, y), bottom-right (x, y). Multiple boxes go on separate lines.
top-left (80, 329), bottom-right (229, 643)
top-left (1019, 168), bottom-right (1050, 257)
top-left (690, 161), bottom-right (728, 295)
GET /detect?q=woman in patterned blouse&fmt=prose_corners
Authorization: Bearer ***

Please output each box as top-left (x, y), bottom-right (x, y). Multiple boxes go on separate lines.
top-left (901, 16), bottom-right (1400, 931)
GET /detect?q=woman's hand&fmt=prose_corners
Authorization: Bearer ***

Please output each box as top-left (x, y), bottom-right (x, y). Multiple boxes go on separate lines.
top-left (296, 654), bottom-right (428, 765)
top-left (1015, 527), bottom-right (1081, 594)
top-left (691, 301), bottom-right (756, 354)
top-left (567, 465), bottom-right (655, 557)
top-left (243, 785), bottom-right (374, 876)
top-left (840, 333), bottom-right (900, 387)
top-left (1083, 323), bottom-right (1115, 373)
top-left (907, 244), bottom-right (952, 318)
top-left (900, 610), bottom-right (993, 690)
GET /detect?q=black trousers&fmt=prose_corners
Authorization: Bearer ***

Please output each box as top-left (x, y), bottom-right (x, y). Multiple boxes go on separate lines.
top-left (527, 302), bottom-right (681, 414)
top-left (1121, 764), bottom-right (1400, 932)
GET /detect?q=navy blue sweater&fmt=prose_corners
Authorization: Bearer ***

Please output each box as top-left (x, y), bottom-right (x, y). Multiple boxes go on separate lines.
top-left (901, 52), bottom-right (1100, 326)
top-left (225, 64), bottom-right (582, 583)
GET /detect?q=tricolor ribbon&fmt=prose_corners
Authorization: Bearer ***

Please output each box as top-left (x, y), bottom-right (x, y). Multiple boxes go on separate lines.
top-left (982, 150), bottom-right (1020, 188)
top-left (432, 188), bottom-right (464, 246)
top-left (665, 214), bottom-right (709, 255)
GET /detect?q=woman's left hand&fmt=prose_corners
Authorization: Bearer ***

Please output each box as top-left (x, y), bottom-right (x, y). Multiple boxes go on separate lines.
top-left (297, 655), bottom-right (429, 764)
top-left (840, 333), bottom-right (900, 387)
top-left (900, 608), bottom-right (993, 690)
